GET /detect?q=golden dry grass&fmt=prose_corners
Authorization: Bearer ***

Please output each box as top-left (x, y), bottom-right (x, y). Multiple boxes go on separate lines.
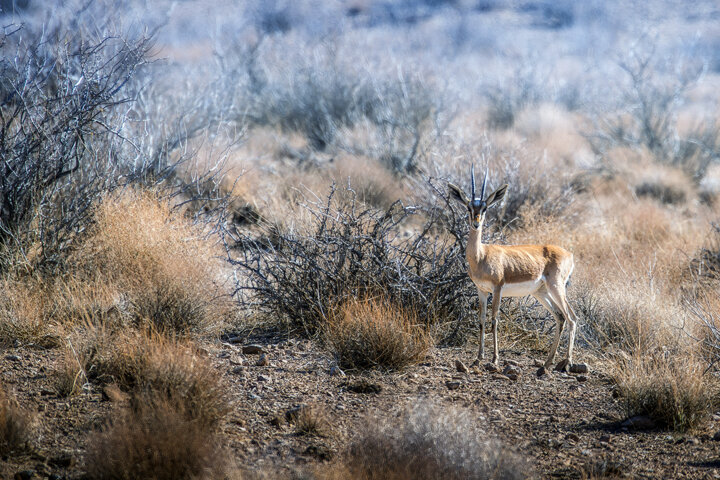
top-left (84, 400), bottom-right (224, 480)
top-left (613, 353), bottom-right (717, 432)
top-left (56, 327), bottom-right (227, 428)
top-left (0, 384), bottom-right (33, 456)
top-left (324, 297), bottom-right (431, 371)
top-left (71, 190), bottom-right (231, 335)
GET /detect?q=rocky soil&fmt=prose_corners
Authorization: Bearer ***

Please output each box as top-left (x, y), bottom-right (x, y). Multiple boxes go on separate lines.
top-left (2, 338), bottom-right (720, 479)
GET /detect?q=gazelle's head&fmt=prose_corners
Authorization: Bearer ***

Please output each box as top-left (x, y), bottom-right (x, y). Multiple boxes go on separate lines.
top-left (448, 164), bottom-right (508, 230)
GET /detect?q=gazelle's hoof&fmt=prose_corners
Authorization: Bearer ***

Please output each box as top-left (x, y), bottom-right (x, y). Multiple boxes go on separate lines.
top-left (484, 362), bottom-right (500, 373)
top-left (554, 359), bottom-right (570, 373)
top-left (536, 366), bottom-right (548, 377)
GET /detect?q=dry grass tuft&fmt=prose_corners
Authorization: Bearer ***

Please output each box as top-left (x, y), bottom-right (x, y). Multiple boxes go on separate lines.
top-left (84, 401), bottom-right (224, 480)
top-left (0, 277), bottom-right (64, 348)
top-left (57, 328), bottom-right (227, 428)
top-left (324, 297), bottom-right (431, 371)
top-left (290, 405), bottom-right (331, 437)
top-left (0, 384), bottom-right (33, 456)
top-left (69, 190), bottom-right (231, 335)
top-left (613, 353), bottom-right (717, 432)
top-left (337, 401), bottom-right (530, 480)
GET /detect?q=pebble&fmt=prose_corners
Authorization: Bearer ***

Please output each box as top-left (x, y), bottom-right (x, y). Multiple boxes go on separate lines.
top-left (576, 375), bottom-right (588, 382)
top-left (231, 366), bottom-right (245, 375)
top-left (566, 433), bottom-right (580, 442)
top-left (445, 381), bottom-right (461, 390)
top-left (243, 344), bottom-right (264, 354)
top-left (217, 351), bottom-right (231, 359)
top-left (621, 415), bottom-right (656, 430)
top-left (569, 363), bottom-right (589, 374)
top-left (256, 353), bottom-right (269, 366)
top-left (503, 364), bottom-right (521, 376)
top-left (226, 336), bottom-right (243, 344)
top-left (455, 359), bottom-right (469, 373)
top-left (257, 374), bottom-right (272, 382)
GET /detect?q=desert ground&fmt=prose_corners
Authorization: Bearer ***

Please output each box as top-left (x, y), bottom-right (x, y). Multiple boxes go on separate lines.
top-left (1, 1), bottom-right (720, 479)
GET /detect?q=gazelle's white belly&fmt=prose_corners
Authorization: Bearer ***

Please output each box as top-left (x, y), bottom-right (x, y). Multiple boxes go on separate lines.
top-left (474, 276), bottom-right (544, 297)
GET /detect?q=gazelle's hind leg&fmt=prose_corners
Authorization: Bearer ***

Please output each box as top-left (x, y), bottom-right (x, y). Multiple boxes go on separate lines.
top-left (533, 291), bottom-right (565, 370)
top-left (545, 282), bottom-right (576, 372)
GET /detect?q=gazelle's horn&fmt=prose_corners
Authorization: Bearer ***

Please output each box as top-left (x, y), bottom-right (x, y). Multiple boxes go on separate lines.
top-left (480, 169), bottom-right (488, 200)
top-left (471, 163), bottom-right (476, 199)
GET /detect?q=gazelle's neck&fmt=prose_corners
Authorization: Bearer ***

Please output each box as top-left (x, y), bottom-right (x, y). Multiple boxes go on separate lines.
top-left (467, 224), bottom-right (486, 263)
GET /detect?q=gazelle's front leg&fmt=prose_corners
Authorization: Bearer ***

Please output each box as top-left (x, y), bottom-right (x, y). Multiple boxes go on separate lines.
top-left (491, 286), bottom-right (503, 365)
top-left (473, 291), bottom-right (488, 367)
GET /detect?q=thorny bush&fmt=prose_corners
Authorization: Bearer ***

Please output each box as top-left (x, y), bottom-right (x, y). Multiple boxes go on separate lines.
top-left (227, 182), bottom-right (485, 343)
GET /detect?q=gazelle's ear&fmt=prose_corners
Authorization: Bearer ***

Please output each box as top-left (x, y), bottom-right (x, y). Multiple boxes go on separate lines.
top-left (485, 184), bottom-right (508, 208)
top-left (448, 183), bottom-right (470, 206)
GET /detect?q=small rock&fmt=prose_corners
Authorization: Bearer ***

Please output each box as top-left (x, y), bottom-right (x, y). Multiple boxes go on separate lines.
top-left (445, 381), bottom-right (461, 390)
top-left (536, 366), bottom-right (548, 377)
top-left (269, 415), bottom-right (284, 426)
top-left (576, 375), bottom-right (588, 383)
top-left (685, 436), bottom-right (700, 445)
top-left (231, 366), bottom-right (246, 375)
top-left (567, 433), bottom-right (580, 442)
top-left (243, 344), bottom-right (264, 354)
top-left (713, 430), bottom-right (720, 441)
top-left (344, 380), bottom-right (382, 394)
top-left (49, 452), bottom-right (74, 468)
top-left (484, 362), bottom-right (500, 373)
top-left (505, 359), bottom-right (520, 367)
top-left (504, 373), bottom-right (518, 381)
top-left (621, 415), bottom-right (656, 430)
top-left (229, 357), bottom-right (245, 366)
top-left (5, 354), bottom-right (21, 362)
top-left (533, 359), bottom-right (544, 368)
top-left (257, 374), bottom-right (272, 382)
top-left (226, 336), bottom-right (243, 345)
top-left (569, 363), bottom-right (589, 374)
top-left (329, 366), bottom-right (346, 377)
top-left (455, 359), bottom-right (468, 373)
top-left (216, 351), bottom-right (231, 359)
top-left (256, 353), bottom-right (269, 366)
top-left (599, 434), bottom-right (611, 443)
top-left (14, 471), bottom-right (35, 480)
top-left (503, 364), bottom-right (521, 376)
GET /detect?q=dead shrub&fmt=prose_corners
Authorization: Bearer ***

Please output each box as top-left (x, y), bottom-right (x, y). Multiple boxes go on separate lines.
top-left (230, 184), bottom-right (477, 344)
top-left (0, 384), bottom-right (33, 456)
top-left (635, 181), bottom-right (686, 205)
top-left (325, 297), bottom-right (431, 371)
top-left (613, 354), bottom-right (716, 432)
top-left (341, 402), bottom-right (530, 480)
top-left (85, 401), bottom-right (224, 480)
top-left (70, 190), bottom-right (231, 335)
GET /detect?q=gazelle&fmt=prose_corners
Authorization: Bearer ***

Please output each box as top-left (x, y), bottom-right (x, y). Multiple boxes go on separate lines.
top-left (448, 165), bottom-right (579, 376)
